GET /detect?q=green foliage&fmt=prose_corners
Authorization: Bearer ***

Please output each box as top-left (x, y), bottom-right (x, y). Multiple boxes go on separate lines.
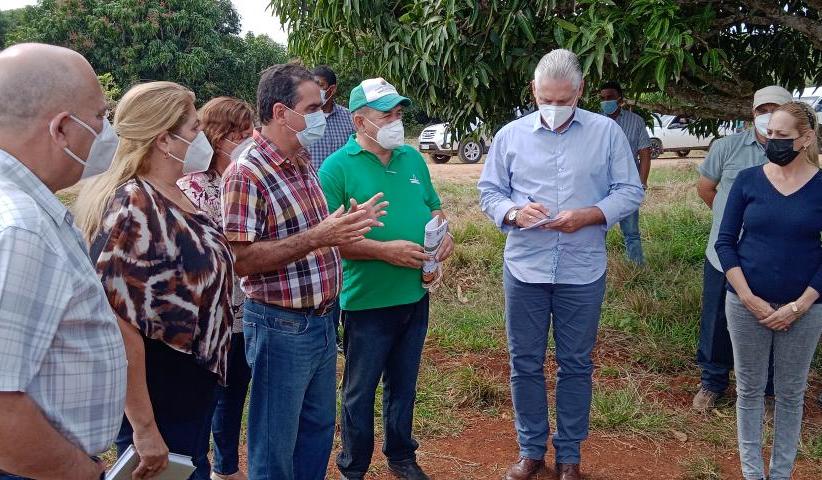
top-left (271, 0), bottom-right (822, 135)
top-left (97, 73), bottom-right (121, 108)
top-left (7, 0), bottom-right (287, 105)
top-left (0, 8), bottom-right (24, 48)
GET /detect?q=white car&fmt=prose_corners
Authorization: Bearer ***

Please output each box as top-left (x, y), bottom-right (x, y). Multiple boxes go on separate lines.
top-left (647, 114), bottom-right (735, 158)
top-left (797, 88), bottom-right (822, 126)
top-left (418, 122), bottom-right (487, 164)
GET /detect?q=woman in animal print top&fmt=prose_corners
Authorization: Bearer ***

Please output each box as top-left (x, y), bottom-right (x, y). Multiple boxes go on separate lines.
top-left (74, 81), bottom-right (234, 480)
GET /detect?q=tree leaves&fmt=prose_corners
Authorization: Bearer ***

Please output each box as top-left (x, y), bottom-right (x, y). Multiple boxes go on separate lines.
top-left (7, 0), bottom-right (286, 105)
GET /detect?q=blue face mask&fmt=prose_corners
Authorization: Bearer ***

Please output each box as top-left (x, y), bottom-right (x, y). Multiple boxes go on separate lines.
top-left (601, 100), bottom-right (619, 115)
top-left (285, 106), bottom-right (327, 147)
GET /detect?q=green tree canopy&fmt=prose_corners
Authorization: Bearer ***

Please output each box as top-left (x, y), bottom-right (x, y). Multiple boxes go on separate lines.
top-left (270, 0), bottom-right (822, 135)
top-left (7, 0), bottom-right (287, 105)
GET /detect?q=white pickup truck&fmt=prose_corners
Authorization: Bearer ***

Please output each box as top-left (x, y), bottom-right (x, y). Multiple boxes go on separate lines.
top-left (647, 114), bottom-right (736, 158)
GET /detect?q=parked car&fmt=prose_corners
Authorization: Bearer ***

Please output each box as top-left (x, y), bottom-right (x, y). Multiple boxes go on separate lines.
top-left (647, 114), bottom-right (735, 158)
top-left (797, 89), bottom-right (822, 125)
top-left (418, 122), bottom-right (488, 164)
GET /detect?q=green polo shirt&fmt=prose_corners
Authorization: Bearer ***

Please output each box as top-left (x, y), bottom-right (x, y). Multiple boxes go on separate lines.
top-left (318, 134), bottom-right (442, 311)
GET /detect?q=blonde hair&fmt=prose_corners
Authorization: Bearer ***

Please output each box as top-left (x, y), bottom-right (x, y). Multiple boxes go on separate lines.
top-left (74, 81), bottom-right (195, 242)
top-left (775, 101), bottom-right (820, 167)
top-left (199, 96), bottom-right (254, 171)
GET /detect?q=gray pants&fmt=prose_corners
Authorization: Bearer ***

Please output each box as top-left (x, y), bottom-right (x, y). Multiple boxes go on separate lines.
top-left (726, 293), bottom-right (822, 480)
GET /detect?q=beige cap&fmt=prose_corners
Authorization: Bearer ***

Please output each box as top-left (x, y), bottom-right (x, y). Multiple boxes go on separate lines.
top-left (753, 85), bottom-right (793, 109)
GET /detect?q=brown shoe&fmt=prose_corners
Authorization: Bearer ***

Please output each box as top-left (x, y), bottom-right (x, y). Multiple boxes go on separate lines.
top-left (555, 463), bottom-right (581, 480)
top-left (692, 387), bottom-right (721, 412)
top-left (504, 456), bottom-right (546, 480)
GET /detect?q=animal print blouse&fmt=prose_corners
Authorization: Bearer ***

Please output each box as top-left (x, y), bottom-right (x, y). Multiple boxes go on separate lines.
top-left (93, 178), bottom-right (234, 383)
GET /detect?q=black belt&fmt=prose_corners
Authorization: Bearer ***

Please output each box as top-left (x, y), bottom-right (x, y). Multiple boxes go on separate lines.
top-left (250, 299), bottom-right (336, 317)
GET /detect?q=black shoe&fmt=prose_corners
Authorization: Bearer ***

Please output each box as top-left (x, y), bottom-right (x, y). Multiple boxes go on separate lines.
top-left (387, 461), bottom-right (430, 480)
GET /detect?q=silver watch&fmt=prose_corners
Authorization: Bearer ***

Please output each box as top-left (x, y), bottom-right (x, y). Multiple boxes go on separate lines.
top-left (507, 208), bottom-right (520, 224)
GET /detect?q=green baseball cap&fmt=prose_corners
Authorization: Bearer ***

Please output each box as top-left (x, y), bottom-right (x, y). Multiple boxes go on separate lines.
top-left (349, 77), bottom-right (411, 112)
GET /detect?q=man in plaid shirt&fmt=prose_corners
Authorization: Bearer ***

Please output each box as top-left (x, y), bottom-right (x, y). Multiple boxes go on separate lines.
top-left (222, 63), bottom-right (386, 480)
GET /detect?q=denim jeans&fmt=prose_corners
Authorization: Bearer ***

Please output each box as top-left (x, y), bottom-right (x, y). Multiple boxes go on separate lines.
top-left (115, 337), bottom-right (217, 480)
top-left (210, 332), bottom-right (252, 476)
top-left (726, 293), bottom-right (822, 480)
top-left (243, 300), bottom-right (337, 480)
top-left (336, 295), bottom-right (429, 478)
top-left (618, 210), bottom-right (645, 265)
top-left (504, 266), bottom-right (606, 464)
top-left (698, 261), bottom-right (774, 395)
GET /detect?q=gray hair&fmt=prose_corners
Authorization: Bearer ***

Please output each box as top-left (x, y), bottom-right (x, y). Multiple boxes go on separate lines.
top-left (534, 49), bottom-right (583, 88)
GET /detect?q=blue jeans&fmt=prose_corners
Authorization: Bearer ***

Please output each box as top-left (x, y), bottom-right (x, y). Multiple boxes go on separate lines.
top-left (698, 261), bottom-right (774, 395)
top-left (210, 332), bottom-right (252, 476)
top-left (504, 266), bottom-right (606, 464)
top-left (726, 293), bottom-right (822, 480)
top-left (243, 300), bottom-right (337, 480)
top-left (115, 338), bottom-right (217, 480)
top-left (618, 210), bottom-right (645, 264)
top-left (336, 295), bottom-right (429, 478)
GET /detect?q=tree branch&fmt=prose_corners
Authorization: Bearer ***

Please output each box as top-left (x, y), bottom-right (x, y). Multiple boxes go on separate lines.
top-left (742, 0), bottom-right (822, 49)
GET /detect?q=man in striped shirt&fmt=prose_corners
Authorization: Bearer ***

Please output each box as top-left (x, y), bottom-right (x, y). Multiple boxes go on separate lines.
top-left (222, 63), bottom-right (386, 480)
top-left (600, 81), bottom-right (651, 265)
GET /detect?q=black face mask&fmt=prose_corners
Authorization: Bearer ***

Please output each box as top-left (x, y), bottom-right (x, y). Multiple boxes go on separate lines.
top-left (765, 138), bottom-right (800, 167)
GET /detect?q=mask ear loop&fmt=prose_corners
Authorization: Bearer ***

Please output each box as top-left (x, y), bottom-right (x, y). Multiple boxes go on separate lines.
top-left (362, 116), bottom-right (382, 145)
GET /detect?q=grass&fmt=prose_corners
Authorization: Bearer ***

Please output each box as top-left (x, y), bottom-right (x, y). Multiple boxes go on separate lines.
top-left (590, 382), bottom-right (672, 434)
top-left (680, 456), bottom-right (723, 480)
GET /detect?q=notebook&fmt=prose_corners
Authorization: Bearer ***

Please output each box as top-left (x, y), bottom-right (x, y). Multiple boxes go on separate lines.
top-left (104, 445), bottom-right (195, 480)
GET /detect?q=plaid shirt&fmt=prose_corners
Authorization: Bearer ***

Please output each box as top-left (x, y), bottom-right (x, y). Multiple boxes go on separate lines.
top-left (0, 149), bottom-right (127, 455)
top-left (308, 103), bottom-right (355, 170)
top-left (222, 130), bottom-right (342, 310)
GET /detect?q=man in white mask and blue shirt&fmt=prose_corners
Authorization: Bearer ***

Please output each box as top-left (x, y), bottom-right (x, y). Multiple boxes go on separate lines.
top-left (0, 43), bottom-right (126, 480)
top-left (478, 49), bottom-right (643, 480)
top-left (318, 78), bottom-right (454, 480)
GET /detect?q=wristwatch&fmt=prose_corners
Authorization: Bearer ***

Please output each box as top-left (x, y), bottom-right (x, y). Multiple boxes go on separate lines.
top-left (507, 208), bottom-right (520, 225)
top-left (789, 301), bottom-right (799, 313)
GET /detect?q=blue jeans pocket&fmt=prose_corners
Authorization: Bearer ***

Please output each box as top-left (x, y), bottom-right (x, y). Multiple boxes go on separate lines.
top-left (243, 321), bottom-right (258, 368)
top-left (245, 308), bottom-right (310, 336)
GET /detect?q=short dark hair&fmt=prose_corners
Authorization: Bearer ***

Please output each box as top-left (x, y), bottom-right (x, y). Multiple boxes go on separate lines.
top-left (256, 64), bottom-right (314, 125)
top-left (312, 65), bottom-right (338, 86)
top-left (600, 81), bottom-right (623, 97)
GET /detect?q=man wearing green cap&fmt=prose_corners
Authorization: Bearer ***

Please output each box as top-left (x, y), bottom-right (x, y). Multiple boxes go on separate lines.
top-left (319, 78), bottom-right (454, 480)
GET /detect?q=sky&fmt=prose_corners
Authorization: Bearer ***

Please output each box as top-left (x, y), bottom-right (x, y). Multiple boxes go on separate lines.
top-left (1, 0), bottom-right (288, 44)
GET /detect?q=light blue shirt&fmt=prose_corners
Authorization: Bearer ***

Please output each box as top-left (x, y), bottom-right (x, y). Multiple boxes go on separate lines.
top-left (0, 149), bottom-right (127, 454)
top-left (697, 129), bottom-right (767, 272)
top-left (478, 109), bottom-right (644, 284)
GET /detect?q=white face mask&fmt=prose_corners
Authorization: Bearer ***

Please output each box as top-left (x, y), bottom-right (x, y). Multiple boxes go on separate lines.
top-left (285, 106), bottom-right (327, 147)
top-left (229, 137), bottom-right (255, 162)
top-left (170, 131), bottom-right (214, 175)
top-left (53, 115), bottom-right (119, 179)
top-left (221, 137), bottom-right (252, 160)
top-left (754, 113), bottom-right (771, 137)
top-left (538, 103), bottom-right (576, 131)
top-left (366, 118), bottom-right (405, 150)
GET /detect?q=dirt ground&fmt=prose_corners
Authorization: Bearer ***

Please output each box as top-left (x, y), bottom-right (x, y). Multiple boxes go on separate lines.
top-left (232, 342), bottom-right (822, 479)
